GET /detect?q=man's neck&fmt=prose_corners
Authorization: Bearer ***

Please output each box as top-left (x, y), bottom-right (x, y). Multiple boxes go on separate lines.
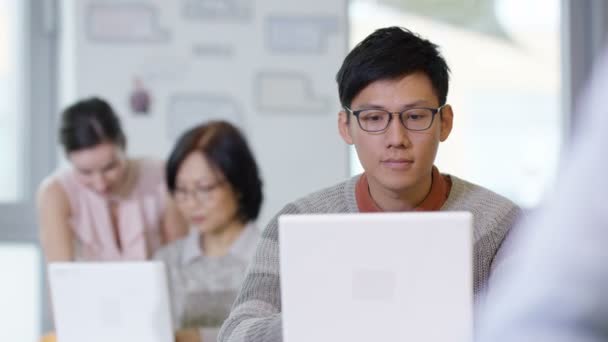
top-left (367, 171), bottom-right (433, 211)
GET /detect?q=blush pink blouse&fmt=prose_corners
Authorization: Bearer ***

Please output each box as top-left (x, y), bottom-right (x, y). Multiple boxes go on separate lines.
top-left (55, 158), bottom-right (167, 261)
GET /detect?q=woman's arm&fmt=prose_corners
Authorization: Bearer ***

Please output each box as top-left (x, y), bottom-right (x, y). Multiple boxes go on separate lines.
top-left (37, 179), bottom-right (74, 262)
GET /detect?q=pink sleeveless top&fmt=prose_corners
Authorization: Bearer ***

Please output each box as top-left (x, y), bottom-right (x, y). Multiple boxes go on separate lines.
top-left (55, 159), bottom-right (167, 261)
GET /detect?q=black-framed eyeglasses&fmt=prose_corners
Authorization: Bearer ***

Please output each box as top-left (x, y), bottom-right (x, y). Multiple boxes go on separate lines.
top-left (344, 105), bottom-right (446, 132)
top-left (174, 181), bottom-right (224, 203)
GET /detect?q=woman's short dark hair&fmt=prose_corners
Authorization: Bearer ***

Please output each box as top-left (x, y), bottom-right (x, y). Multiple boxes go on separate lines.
top-left (59, 97), bottom-right (127, 154)
top-left (166, 121), bottom-right (263, 222)
top-left (336, 26), bottom-right (450, 108)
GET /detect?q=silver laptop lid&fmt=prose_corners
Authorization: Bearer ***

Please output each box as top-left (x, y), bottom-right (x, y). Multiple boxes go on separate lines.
top-left (279, 212), bottom-right (473, 342)
top-left (49, 261), bottom-right (173, 342)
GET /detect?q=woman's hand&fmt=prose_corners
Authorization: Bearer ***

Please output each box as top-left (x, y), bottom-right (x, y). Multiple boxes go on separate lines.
top-left (175, 328), bottom-right (201, 342)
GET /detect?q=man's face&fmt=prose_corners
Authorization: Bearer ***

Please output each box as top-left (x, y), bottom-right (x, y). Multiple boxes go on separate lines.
top-left (338, 72), bottom-right (453, 197)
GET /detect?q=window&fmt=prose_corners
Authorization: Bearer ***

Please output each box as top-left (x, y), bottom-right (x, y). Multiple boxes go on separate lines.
top-left (0, 0), bottom-right (57, 338)
top-left (0, 0), bottom-right (25, 202)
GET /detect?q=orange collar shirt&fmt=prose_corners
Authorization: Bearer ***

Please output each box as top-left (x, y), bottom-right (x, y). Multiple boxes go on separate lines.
top-left (355, 166), bottom-right (452, 212)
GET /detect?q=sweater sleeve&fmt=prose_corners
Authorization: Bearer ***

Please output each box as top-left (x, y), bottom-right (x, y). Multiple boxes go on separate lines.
top-left (480, 205), bottom-right (523, 309)
top-left (218, 203), bottom-right (300, 342)
top-left (487, 205), bottom-right (524, 279)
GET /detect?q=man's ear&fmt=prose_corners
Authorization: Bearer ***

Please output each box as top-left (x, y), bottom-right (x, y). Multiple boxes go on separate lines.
top-left (439, 105), bottom-right (453, 142)
top-left (338, 110), bottom-right (354, 144)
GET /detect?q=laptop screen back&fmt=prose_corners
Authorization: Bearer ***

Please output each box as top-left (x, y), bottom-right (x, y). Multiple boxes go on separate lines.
top-left (279, 212), bottom-right (473, 342)
top-left (49, 261), bottom-right (173, 342)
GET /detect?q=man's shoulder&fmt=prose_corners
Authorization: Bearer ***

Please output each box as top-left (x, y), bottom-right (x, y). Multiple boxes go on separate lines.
top-left (445, 175), bottom-right (519, 212)
top-left (445, 175), bottom-right (522, 236)
top-left (288, 176), bottom-right (359, 214)
top-left (260, 176), bottom-right (360, 241)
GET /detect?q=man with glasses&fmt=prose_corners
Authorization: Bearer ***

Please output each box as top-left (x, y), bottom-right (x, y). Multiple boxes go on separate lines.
top-left (218, 26), bottom-right (521, 342)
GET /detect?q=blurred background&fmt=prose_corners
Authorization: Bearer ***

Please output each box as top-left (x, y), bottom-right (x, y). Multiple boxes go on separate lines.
top-left (0, 0), bottom-right (606, 340)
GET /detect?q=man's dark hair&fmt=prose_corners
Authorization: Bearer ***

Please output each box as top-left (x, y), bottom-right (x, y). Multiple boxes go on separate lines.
top-left (336, 26), bottom-right (450, 108)
top-left (59, 97), bottom-right (126, 153)
top-left (166, 121), bottom-right (263, 222)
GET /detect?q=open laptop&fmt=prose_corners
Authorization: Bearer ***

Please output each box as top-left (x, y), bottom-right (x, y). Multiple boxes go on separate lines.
top-left (278, 212), bottom-right (473, 342)
top-left (48, 261), bottom-right (174, 342)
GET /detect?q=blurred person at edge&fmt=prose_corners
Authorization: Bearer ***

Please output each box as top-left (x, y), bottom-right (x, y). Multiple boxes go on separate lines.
top-left (477, 48), bottom-right (608, 342)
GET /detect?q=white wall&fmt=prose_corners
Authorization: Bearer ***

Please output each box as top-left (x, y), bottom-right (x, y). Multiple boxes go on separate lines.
top-left (59, 0), bottom-right (349, 226)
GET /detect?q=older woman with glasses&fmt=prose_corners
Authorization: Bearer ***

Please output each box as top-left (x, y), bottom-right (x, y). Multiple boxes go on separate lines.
top-left (154, 121), bottom-right (263, 342)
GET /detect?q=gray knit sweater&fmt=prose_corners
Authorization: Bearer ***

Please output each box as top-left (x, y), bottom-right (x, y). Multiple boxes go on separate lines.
top-left (218, 174), bottom-right (521, 342)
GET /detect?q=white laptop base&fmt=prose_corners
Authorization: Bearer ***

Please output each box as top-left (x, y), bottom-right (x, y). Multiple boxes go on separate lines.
top-left (279, 212), bottom-right (473, 342)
